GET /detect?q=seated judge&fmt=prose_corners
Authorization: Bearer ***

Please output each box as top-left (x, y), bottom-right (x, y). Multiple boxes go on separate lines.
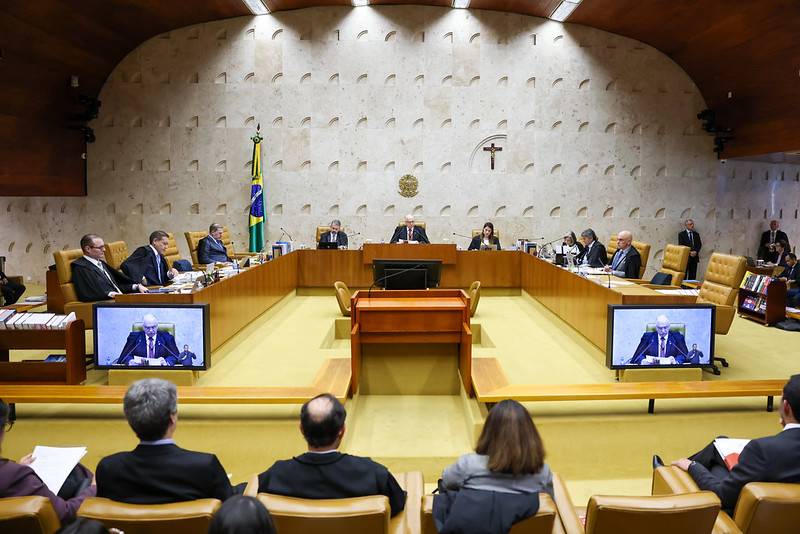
top-left (629, 314), bottom-right (689, 365)
top-left (774, 240), bottom-right (790, 268)
top-left (96, 378), bottom-right (233, 504)
top-left (198, 223), bottom-right (232, 264)
top-left (0, 268), bottom-right (25, 306)
top-left (560, 231), bottom-right (583, 255)
top-left (758, 219), bottom-right (790, 262)
top-left (390, 214), bottom-right (429, 244)
top-left (468, 222), bottom-right (501, 250)
top-left (115, 313), bottom-right (181, 366)
top-left (779, 253), bottom-right (800, 306)
top-left (604, 231), bottom-right (642, 278)
top-left (317, 219), bottom-right (348, 248)
top-left (121, 230), bottom-right (179, 286)
top-left (574, 228), bottom-right (607, 267)
top-left (72, 234), bottom-right (148, 302)
top-left (253, 393), bottom-right (406, 516)
top-left (659, 373), bottom-right (800, 515)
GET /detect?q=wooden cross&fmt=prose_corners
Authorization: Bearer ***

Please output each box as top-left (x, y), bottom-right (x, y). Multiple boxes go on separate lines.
top-left (483, 143), bottom-right (503, 170)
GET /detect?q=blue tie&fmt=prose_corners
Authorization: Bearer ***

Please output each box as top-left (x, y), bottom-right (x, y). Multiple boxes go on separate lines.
top-left (155, 252), bottom-right (162, 283)
top-left (612, 250), bottom-right (622, 270)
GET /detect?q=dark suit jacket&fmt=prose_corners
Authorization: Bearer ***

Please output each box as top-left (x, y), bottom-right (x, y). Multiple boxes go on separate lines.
top-left (630, 331), bottom-right (689, 364)
top-left (0, 460), bottom-right (96, 521)
top-left (257, 451), bottom-right (406, 517)
top-left (781, 263), bottom-right (800, 284)
top-left (71, 257), bottom-right (136, 302)
top-left (116, 330), bottom-right (181, 365)
top-left (318, 231), bottom-right (348, 248)
top-left (0, 270), bottom-right (25, 305)
top-left (759, 230), bottom-right (790, 260)
top-left (197, 236), bottom-right (231, 264)
top-left (689, 428), bottom-right (800, 514)
top-left (121, 246), bottom-right (171, 286)
top-left (96, 443), bottom-right (232, 504)
top-left (678, 230), bottom-right (702, 258)
top-left (575, 241), bottom-right (607, 268)
top-left (178, 350), bottom-right (196, 366)
top-left (390, 226), bottom-right (429, 244)
top-left (686, 349), bottom-right (704, 364)
top-left (609, 246), bottom-right (642, 278)
top-left (468, 236), bottom-right (501, 251)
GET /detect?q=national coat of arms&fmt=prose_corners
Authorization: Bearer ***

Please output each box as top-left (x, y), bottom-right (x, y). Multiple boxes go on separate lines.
top-left (398, 174), bottom-right (418, 198)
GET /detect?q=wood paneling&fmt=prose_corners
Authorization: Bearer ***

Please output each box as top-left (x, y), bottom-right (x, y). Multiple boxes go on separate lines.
top-left (469, 0), bottom-right (561, 18)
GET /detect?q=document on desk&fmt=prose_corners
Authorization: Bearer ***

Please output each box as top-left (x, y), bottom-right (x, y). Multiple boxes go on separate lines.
top-left (29, 445), bottom-right (88, 493)
top-left (714, 438), bottom-right (750, 470)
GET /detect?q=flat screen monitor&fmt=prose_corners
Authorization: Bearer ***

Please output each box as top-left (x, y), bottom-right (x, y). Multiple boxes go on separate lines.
top-left (93, 303), bottom-right (210, 370)
top-left (606, 304), bottom-right (715, 369)
top-left (318, 241), bottom-right (338, 250)
top-left (372, 259), bottom-right (442, 289)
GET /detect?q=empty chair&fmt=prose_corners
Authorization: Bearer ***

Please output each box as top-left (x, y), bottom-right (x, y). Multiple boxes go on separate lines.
top-left (0, 496), bottom-right (60, 534)
top-left (77, 497), bottom-right (221, 534)
top-left (696, 253), bottom-right (747, 335)
top-left (334, 281), bottom-right (352, 317)
top-left (102, 241), bottom-right (129, 271)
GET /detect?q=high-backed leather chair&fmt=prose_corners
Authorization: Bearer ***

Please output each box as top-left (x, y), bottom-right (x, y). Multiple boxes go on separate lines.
top-left (132, 322), bottom-right (175, 336)
top-left (52, 249), bottom-right (107, 328)
top-left (468, 281), bottom-right (481, 317)
top-left (641, 244), bottom-right (690, 286)
top-left (0, 496), bottom-right (60, 534)
top-left (164, 233), bottom-right (181, 268)
top-left (583, 492), bottom-right (720, 534)
top-left (334, 281), bottom-right (352, 317)
top-left (645, 322), bottom-right (685, 336)
top-left (696, 253), bottom-right (747, 335)
top-left (77, 497), bottom-right (221, 534)
top-left (607, 237), bottom-right (651, 278)
top-left (471, 229), bottom-right (501, 239)
top-left (421, 493), bottom-right (559, 534)
top-left (103, 241), bottom-right (130, 270)
top-left (397, 221), bottom-right (426, 229)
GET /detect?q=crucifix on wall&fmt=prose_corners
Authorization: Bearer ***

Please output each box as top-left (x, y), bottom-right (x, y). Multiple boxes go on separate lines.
top-left (483, 142), bottom-right (503, 170)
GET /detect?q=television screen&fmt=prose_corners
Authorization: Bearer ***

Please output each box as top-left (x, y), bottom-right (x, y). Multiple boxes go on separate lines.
top-left (93, 303), bottom-right (209, 370)
top-left (372, 259), bottom-right (442, 289)
top-left (606, 304), bottom-right (715, 369)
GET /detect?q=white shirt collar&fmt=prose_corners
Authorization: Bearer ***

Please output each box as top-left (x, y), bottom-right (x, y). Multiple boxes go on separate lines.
top-left (783, 423), bottom-right (800, 431)
top-left (307, 449), bottom-right (339, 454)
top-left (149, 244), bottom-right (160, 257)
top-left (83, 255), bottom-right (102, 268)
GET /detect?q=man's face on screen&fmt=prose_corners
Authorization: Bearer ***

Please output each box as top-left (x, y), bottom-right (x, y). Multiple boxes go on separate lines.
top-left (142, 316), bottom-right (158, 337)
top-left (656, 321), bottom-right (670, 338)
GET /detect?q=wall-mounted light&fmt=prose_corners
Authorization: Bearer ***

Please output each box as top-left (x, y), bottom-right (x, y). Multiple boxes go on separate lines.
top-left (452, 0), bottom-right (471, 8)
top-left (550, 0), bottom-right (582, 22)
top-left (352, 0), bottom-right (370, 6)
top-left (241, 0), bottom-right (269, 15)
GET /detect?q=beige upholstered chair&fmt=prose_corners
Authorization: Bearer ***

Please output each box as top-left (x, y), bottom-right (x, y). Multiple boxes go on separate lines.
top-left (468, 281), bottom-right (481, 317)
top-left (471, 229), bottom-right (501, 239)
top-left (334, 281), bottom-right (352, 316)
top-left (635, 244), bottom-right (691, 287)
top-left (0, 496), bottom-right (60, 534)
top-left (696, 253), bottom-right (747, 335)
top-left (422, 493), bottom-right (559, 534)
top-left (397, 221), bottom-right (426, 229)
top-left (606, 236), bottom-right (651, 278)
top-left (583, 492), bottom-right (720, 534)
top-left (53, 248), bottom-right (106, 328)
top-left (185, 227), bottom-right (248, 267)
top-left (164, 232), bottom-right (181, 268)
top-left (77, 497), bottom-right (221, 534)
top-left (103, 241), bottom-right (130, 270)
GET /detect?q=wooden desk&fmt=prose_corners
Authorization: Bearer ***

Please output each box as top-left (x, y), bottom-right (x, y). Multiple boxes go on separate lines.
top-left (350, 289), bottom-right (472, 394)
top-left (362, 243), bottom-right (457, 265)
top-left (0, 319), bottom-right (86, 385)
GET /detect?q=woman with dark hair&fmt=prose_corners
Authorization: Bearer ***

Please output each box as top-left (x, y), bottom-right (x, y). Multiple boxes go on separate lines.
top-left (561, 232), bottom-right (583, 255)
top-left (468, 222), bottom-right (502, 251)
top-left (0, 399), bottom-right (96, 521)
top-left (208, 495), bottom-right (276, 534)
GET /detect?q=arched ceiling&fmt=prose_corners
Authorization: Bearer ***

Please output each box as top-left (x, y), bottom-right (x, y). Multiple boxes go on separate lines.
top-left (2, 0), bottom-right (798, 196)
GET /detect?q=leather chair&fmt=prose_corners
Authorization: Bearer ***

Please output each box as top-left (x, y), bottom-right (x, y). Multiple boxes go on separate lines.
top-left (397, 221), bottom-right (426, 229)
top-left (421, 493), bottom-right (560, 534)
top-left (103, 241), bottom-right (130, 270)
top-left (164, 233), bottom-right (181, 268)
top-left (645, 322), bottom-right (685, 336)
top-left (334, 281), bottom-right (352, 317)
top-left (77, 497), bottom-right (221, 534)
top-left (0, 496), bottom-right (60, 534)
top-left (132, 322), bottom-right (175, 336)
top-left (52, 249), bottom-right (108, 328)
top-left (636, 244), bottom-right (690, 287)
top-left (607, 237), bottom-right (651, 278)
top-left (583, 492), bottom-right (720, 534)
top-left (468, 281), bottom-right (481, 317)
top-left (696, 253), bottom-right (747, 335)
top-left (471, 229), bottom-right (501, 239)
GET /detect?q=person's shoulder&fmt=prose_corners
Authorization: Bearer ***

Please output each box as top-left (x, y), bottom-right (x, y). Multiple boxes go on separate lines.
top-left (340, 453), bottom-right (391, 473)
top-left (71, 257), bottom-right (90, 269)
top-left (98, 450), bottom-right (134, 467)
top-left (456, 452), bottom-right (488, 470)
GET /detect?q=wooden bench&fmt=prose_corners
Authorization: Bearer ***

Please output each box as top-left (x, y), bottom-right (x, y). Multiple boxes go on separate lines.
top-left (472, 357), bottom-right (784, 413)
top-left (0, 358), bottom-right (350, 411)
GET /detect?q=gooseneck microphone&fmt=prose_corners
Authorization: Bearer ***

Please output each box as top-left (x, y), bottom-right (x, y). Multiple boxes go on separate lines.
top-left (279, 227), bottom-right (294, 241)
top-left (453, 232), bottom-right (472, 239)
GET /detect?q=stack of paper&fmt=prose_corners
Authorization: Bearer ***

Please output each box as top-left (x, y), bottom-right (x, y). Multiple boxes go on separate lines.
top-left (714, 438), bottom-right (750, 470)
top-left (29, 445), bottom-right (88, 493)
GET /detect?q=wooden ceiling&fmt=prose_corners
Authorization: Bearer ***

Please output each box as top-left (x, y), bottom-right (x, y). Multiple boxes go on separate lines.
top-left (1, 0), bottom-right (798, 196)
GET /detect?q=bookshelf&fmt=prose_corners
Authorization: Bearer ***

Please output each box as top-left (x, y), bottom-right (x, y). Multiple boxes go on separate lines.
top-left (737, 272), bottom-right (786, 326)
top-left (0, 319), bottom-right (86, 384)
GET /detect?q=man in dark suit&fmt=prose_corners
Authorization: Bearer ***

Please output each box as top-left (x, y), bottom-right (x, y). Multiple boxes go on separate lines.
top-left (71, 234), bottom-right (148, 302)
top-left (663, 374), bottom-right (800, 515)
top-left (178, 344), bottom-right (197, 366)
top-left (604, 231), bottom-right (641, 278)
top-left (121, 230), bottom-right (179, 286)
top-left (758, 220), bottom-right (790, 262)
top-left (96, 378), bottom-right (233, 504)
top-left (575, 228), bottom-right (607, 268)
top-left (317, 219), bottom-right (348, 248)
top-left (253, 393), bottom-right (406, 516)
top-left (198, 223), bottom-right (232, 264)
top-left (116, 314), bottom-right (181, 366)
top-left (779, 253), bottom-right (800, 306)
top-left (678, 219), bottom-right (702, 280)
top-left (629, 314), bottom-right (689, 365)
top-left (686, 344), bottom-right (704, 365)
top-left (0, 269), bottom-right (25, 306)
top-left (390, 215), bottom-right (429, 244)
top-left (774, 240), bottom-right (790, 268)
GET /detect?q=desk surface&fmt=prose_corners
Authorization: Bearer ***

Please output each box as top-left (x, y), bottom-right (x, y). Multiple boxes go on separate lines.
top-left (355, 297), bottom-right (465, 310)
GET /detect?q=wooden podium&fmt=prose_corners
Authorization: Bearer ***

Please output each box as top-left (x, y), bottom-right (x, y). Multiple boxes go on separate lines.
top-left (350, 289), bottom-right (472, 395)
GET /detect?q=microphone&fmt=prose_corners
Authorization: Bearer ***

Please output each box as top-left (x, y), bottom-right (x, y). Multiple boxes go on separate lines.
top-left (115, 339), bottom-right (139, 365)
top-left (367, 263), bottom-right (425, 299)
top-left (279, 227), bottom-right (294, 241)
top-left (453, 232), bottom-right (471, 239)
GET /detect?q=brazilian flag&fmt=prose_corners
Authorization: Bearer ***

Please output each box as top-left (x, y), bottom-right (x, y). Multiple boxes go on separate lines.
top-left (248, 130), bottom-right (265, 252)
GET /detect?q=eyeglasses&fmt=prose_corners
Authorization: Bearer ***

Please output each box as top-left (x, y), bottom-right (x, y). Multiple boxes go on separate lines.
top-left (89, 245), bottom-right (104, 250)
top-left (3, 421), bottom-right (13, 433)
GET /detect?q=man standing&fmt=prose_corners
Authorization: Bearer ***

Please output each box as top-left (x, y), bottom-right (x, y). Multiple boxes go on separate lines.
top-left (317, 219), bottom-right (348, 248)
top-left (198, 223), bottom-right (232, 264)
top-left (758, 220), bottom-right (790, 262)
top-left (121, 230), bottom-right (179, 286)
top-left (678, 219), bottom-right (702, 280)
top-left (116, 313), bottom-right (181, 366)
top-left (390, 215), bottom-right (429, 244)
top-left (71, 234), bottom-right (148, 302)
top-left (604, 231), bottom-right (641, 279)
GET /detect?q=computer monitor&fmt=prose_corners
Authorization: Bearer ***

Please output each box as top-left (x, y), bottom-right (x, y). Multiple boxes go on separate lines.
top-left (318, 241), bottom-right (338, 250)
top-left (93, 303), bottom-right (210, 370)
top-left (606, 304), bottom-right (715, 370)
top-left (372, 259), bottom-right (442, 289)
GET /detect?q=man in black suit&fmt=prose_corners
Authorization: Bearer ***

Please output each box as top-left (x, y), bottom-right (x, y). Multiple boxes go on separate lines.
top-left (629, 315), bottom-right (690, 365)
top-left (774, 240), bottom-right (790, 268)
top-left (390, 215), bottom-right (429, 244)
top-left (254, 393), bottom-right (406, 516)
top-left (71, 234), bottom-right (148, 302)
top-left (604, 231), bottom-right (641, 278)
top-left (779, 253), bottom-right (800, 306)
top-left (178, 344), bottom-right (197, 366)
top-left (121, 230), bottom-right (179, 286)
top-left (198, 223), bottom-right (232, 264)
top-left (575, 228), bottom-right (606, 268)
top-left (686, 344), bottom-right (704, 365)
top-left (96, 378), bottom-right (232, 504)
top-left (678, 219), bottom-right (702, 280)
top-left (758, 220), bottom-right (790, 262)
top-left (663, 374), bottom-right (800, 514)
top-left (317, 219), bottom-right (348, 249)
top-left (116, 314), bottom-right (181, 366)
top-left (0, 269), bottom-right (25, 306)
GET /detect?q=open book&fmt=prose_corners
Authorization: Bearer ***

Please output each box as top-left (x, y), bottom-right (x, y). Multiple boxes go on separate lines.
top-left (714, 438), bottom-right (750, 470)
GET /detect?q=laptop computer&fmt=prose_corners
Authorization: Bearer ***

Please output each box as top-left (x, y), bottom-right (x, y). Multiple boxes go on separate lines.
top-left (318, 241), bottom-right (338, 250)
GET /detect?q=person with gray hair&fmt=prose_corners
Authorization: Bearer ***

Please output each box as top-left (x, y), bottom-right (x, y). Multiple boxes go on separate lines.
top-left (317, 219), bottom-right (348, 248)
top-left (96, 378), bottom-right (232, 504)
top-left (198, 223), bottom-right (232, 264)
top-left (575, 228), bottom-right (607, 267)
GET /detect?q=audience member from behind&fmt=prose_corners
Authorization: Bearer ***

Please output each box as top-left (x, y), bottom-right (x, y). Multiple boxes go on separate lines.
top-left (96, 378), bottom-right (233, 504)
top-left (0, 399), bottom-right (96, 521)
top-left (254, 393), bottom-right (406, 516)
top-left (656, 374), bottom-right (800, 514)
top-left (208, 495), bottom-right (275, 534)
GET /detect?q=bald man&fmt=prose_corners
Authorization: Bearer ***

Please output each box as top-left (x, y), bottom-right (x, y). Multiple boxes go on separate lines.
top-left (116, 313), bottom-right (181, 366)
top-left (390, 214), bottom-right (429, 244)
top-left (629, 314), bottom-right (690, 365)
top-left (604, 231), bottom-right (641, 278)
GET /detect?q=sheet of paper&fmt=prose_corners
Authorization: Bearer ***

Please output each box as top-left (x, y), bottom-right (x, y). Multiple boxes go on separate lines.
top-left (714, 438), bottom-right (750, 458)
top-left (29, 445), bottom-right (87, 494)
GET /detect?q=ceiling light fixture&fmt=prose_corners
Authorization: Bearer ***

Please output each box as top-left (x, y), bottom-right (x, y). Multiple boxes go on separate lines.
top-left (352, 0), bottom-right (370, 6)
top-left (452, 0), bottom-right (471, 8)
top-left (241, 0), bottom-right (269, 15)
top-left (550, 0), bottom-right (581, 22)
